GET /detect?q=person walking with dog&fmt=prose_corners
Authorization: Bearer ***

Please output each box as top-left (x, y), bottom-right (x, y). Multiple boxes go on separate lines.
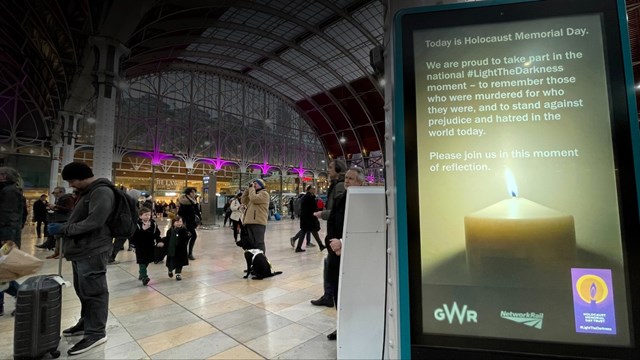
top-left (158, 215), bottom-right (191, 281)
top-left (241, 179), bottom-right (269, 253)
top-left (324, 166), bottom-right (365, 341)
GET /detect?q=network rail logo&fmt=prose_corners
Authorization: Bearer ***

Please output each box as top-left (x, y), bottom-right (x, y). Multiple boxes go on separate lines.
top-left (500, 310), bottom-right (544, 329)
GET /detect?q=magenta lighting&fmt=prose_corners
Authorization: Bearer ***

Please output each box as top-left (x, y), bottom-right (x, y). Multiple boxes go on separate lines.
top-left (202, 157), bottom-right (228, 170)
top-left (255, 162), bottom-right (272, 174)
top-left (292, 163), bottom-right (306, 177)
top-left (140, 150), bottom-right (172, 165)
top-left (366, 175), bottom-right (374, 183)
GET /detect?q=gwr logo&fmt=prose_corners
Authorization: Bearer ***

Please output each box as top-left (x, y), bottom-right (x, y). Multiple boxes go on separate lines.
top-left (434, 302), bottom-right (478, 324)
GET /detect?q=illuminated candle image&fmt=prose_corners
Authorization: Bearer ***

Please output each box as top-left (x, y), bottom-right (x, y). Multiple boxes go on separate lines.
top-left (464, 170), bottom-right (576, 267)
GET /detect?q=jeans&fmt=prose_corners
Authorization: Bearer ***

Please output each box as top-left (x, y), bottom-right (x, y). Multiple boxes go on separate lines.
top-left (0, 280), bottom-right (20, 307)
top-left (72, 251), bottom-right (110, 337)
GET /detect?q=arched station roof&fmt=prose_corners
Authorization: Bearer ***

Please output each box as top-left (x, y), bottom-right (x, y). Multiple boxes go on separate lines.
top-left (2, 0), bottom-right (640, 159)
top-left (0, 0), bottom-right (385, 159)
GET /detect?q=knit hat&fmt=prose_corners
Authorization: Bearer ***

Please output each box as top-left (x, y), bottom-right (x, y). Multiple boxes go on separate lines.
top-left (127, 189), bottom-right (142, 200)
top-left (61, 162), bottom-right (94, 181)
top-left (254, 178), bottom-right (266, 190)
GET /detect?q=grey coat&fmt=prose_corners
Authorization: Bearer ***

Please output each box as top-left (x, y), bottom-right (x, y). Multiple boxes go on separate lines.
top-left (61, 178), bottom-right (115, 261)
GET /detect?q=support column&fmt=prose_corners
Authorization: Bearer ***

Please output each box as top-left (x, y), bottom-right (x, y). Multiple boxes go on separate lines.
top-left (49, 142), bottom-right (61, 194)
top-left (60, 111), bottom-right (80, 190)
top-left (91, 36), bottom-right (129, 180)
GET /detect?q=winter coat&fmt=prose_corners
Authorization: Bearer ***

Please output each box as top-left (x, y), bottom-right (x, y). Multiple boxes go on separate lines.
top-left (177, 194), bottom-right (200, 229)
top-left (32, 199), bottom-right (48, 221)
top-left (159, 226), bottom-right (190, 269)
top-left (300, 192), bottom-right (320, 232)
top-left (48, 193), bottom-right (75, 223)
top-left (241, 187), bottom-right (269, 225)
top-left (132, 219), bottom-right (161, 265)
top-left (61, 178), bottom-right (115, 261)
top-left (230, 198), bottom-right (244, 222)
top-left (320, 174), bottom-right (345, 221)
top-left (0, 181), bottom-right (24, 245)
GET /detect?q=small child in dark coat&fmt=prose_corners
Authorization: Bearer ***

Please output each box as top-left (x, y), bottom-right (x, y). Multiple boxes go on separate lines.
top-left (157, 215), bottom-right (191, 281)
top-left (132, 207), bottom-right (161, 285)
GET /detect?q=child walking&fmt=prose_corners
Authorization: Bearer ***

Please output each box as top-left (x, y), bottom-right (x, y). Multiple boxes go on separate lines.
top-left (158, 215), bottom-right (191, 281)
top-left (132, 207), bottom-right (161, 285)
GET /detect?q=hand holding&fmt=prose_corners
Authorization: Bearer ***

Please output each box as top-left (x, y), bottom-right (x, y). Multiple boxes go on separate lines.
top-left (329, 238), bottom-right (342, 256)
top-left (156, 242), bottom-right (164, 248)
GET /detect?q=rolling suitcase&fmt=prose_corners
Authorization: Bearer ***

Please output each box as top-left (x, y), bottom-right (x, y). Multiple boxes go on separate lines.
top-left (13, 275), bottom-right (62, 359)
top-left (13, 238), bottom-right (65, 359)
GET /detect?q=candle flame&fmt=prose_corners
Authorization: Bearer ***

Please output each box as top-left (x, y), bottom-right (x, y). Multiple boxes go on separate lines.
top-left (505, 169), bottom-right (518, 197)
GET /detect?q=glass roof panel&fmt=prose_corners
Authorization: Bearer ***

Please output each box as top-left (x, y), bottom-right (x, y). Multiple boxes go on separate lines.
top-left (353, 1), bottom-right (384, 42)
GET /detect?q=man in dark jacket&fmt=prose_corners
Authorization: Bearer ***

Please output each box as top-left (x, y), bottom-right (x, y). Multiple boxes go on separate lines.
top-left (310, 159), bottom-right (347, 307)
top-left (57, 162), bottom-right (113, 355)
top-left (0, 166), bottom-right (25, 317)
top-left (32, 194), bottom-right (49, 238)
top-left (325, 166), bottom-right (365, 341)
top-left (294, 186), bottom-right (325, 252)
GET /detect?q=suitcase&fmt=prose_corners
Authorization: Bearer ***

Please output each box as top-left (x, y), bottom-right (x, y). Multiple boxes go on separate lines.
top-left (13, 275), bottom-right (62, 359)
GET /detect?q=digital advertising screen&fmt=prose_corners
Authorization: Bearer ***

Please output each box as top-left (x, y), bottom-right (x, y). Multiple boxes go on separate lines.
top-left (394, 0), bottom-right (640, 358)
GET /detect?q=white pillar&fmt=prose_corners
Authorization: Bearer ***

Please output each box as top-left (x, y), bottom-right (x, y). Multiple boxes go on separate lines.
top-left (91, 36), bottom-right (129, 180)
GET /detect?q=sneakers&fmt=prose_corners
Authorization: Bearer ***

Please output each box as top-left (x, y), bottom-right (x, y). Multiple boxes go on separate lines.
top-left (295, 249), bottom-right (305, 253)
top-left (142, 277), bottom-right (150, 286)
top-left (310, 295), bottom-right (334, 307)
top-left (67, 335), bottom-right (108, 355)
top-left (176, 274), bottom-right (182, 281)
top-left (62, 322), bottom-right (85, 337)
top-left (327, 330), bottom-right (337, 341)
top-left (290, 237), bottom-right (295, 247)
top-left (168, 271), bottom-right (173, 278)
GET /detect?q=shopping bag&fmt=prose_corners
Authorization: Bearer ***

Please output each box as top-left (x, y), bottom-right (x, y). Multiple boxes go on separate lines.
top-left (0, 245), bottom-right (44, 281)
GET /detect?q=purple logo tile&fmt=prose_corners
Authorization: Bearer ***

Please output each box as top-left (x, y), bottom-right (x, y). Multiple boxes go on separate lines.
top-left (571, 268), bottom-right (616, 335)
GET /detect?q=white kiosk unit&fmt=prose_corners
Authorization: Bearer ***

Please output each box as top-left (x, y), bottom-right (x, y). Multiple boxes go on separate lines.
top-left (336, 186), bottom-right (386, 359)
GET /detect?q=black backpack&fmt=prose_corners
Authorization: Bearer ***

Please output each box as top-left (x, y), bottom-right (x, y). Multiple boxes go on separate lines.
top-left (105, 185), bottom-right (138, 239)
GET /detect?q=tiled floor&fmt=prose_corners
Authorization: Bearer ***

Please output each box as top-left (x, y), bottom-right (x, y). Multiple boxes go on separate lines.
top-left (0, 218), bottom-right (337, 359)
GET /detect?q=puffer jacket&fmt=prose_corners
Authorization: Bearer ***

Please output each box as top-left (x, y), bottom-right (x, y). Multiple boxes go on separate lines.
top-left (241, 187), bottom-right (269, 225)
top-left (61, 178), bottom-right (115, 261)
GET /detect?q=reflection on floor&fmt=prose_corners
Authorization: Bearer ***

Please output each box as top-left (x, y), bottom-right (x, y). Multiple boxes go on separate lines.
top-left (0, 218), bottom-right (336, 359)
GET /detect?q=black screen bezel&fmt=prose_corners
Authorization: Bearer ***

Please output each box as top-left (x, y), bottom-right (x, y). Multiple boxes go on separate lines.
top-left (396, 0), bottom-right (640, 358)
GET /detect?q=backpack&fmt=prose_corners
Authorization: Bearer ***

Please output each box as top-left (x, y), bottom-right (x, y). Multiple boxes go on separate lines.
top-left (105, 185), bottom-right (138, 239)
top-left (293, 197), bottom-right (302, 216)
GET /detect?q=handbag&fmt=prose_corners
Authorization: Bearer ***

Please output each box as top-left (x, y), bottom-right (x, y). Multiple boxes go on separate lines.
top-left (0, 245), bottom-right (44, 281)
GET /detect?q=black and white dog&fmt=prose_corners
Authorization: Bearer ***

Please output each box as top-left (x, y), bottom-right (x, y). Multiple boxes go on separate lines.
top-left (243, 249), bottom-right (282, 280)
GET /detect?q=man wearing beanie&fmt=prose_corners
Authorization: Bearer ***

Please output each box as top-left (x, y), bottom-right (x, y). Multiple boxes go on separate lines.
top-left (57, 162), bottom-right (114, 355)
top-left (241, 178), bottom-right (270, 252)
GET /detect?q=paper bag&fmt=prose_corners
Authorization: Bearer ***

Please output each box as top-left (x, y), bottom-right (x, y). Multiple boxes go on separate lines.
top-left (0, 247), bottom-right (44, 281)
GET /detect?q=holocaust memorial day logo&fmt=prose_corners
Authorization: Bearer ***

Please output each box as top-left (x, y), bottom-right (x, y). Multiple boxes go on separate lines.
top-left (571, 268), bottom-right (616, 335)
